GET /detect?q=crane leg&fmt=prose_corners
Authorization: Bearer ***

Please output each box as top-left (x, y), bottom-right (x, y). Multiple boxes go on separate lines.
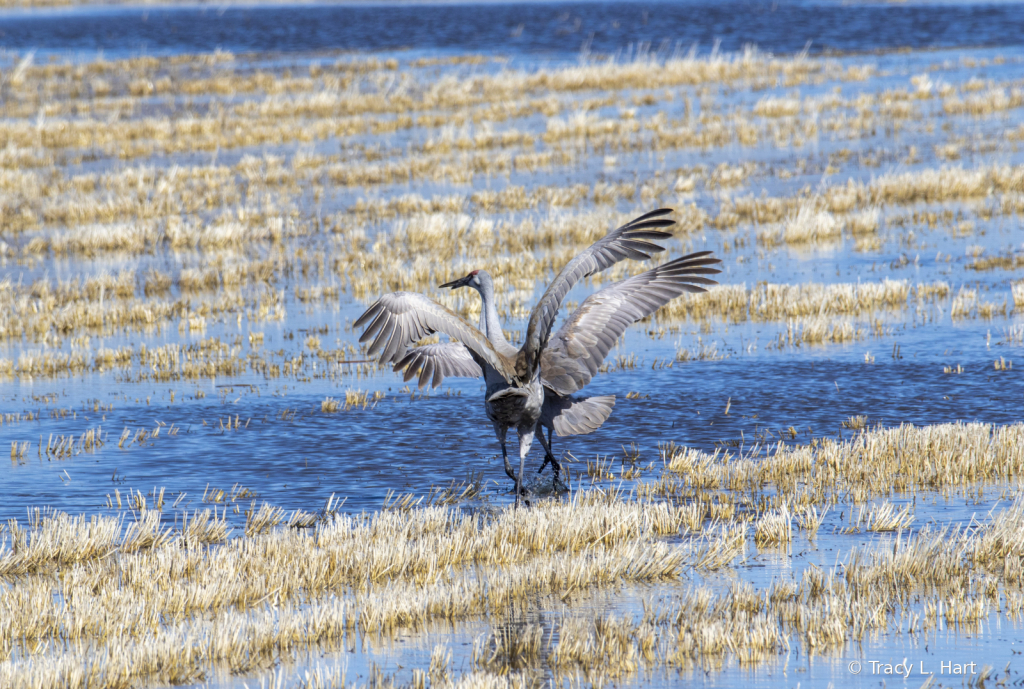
top-left (536, 425), bottom-right (560, 482)
top-left (516, 425), bottom-right (535, 508)
top-left (495, 423), bottom-right (515, 481)
top-left (548, 427), bottom-right (563, 480)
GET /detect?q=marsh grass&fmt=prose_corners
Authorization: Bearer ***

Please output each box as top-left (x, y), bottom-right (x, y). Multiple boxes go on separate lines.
top-left (1012, 281), bottom-right (1024, 309)
top-left (4, 421), bottom-right (1024, 686)
top-left (859, 501), bottom-right (915, 532)
top-left (842, 415), bottom-right (868, 430)
top-left (656, 421), bottom-right (1024, 505)
top-left (474, 624), bottom-right (544, 673)
top-left (754, 507), bottom-right (792, 547)
top-left (2, 39), bottom-right (1024, 688)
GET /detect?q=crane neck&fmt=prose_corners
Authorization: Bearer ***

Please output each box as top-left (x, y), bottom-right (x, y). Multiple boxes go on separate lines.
top-left (474, 274), bottom-right (512, 353)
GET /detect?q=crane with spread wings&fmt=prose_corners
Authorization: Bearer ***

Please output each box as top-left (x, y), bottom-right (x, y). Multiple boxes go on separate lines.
top-left (355, 209), bottom-right (721, 506)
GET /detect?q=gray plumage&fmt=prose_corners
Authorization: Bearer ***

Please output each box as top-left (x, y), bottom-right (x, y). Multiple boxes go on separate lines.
top-left (395, 343), bottom-right (482, 389)
top-left (354, 291), bottom-right (518, 384)
top-left (394, 339), bottom-right (610, 435)
top-left (354, 209), bottom-right (722, 506)
top-left (540, 392), bottom-right (616, 437)
top-left (540, 252), bottom-right (721, 396)
top-left (517, 208), bottom-right (678, 378)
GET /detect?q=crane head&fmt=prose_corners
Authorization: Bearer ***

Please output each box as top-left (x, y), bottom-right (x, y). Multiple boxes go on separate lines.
top-left (439, 270), bottom-right (480, 290)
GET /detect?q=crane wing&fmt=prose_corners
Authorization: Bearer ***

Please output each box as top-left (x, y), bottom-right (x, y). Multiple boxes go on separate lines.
top-left (519, 209), bottom-right (677, 376)
top-left (393, 342), bottom-right (483, 389)
top-left (540, 392), bottom-right (616, 437)
top-left (540, 251), bottom-right (721, 396)
top-left (355, 292), bottom-right (517, 384)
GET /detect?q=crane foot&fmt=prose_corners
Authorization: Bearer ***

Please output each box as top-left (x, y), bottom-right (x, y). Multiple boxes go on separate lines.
top-left (512, 481), bottom-right (531, 508)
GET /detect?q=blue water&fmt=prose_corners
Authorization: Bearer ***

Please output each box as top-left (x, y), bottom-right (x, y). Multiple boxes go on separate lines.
top-left (3, 0), bottom-right (1024, 60)
top-left (2, 314), bottom-right (1022, 523)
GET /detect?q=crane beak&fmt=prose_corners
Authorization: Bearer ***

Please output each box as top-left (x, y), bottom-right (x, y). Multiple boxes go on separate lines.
top-left (439, 274), bottom-right (472, 289)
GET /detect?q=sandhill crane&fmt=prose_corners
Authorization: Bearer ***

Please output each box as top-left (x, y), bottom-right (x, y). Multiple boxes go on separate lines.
top-left (355, 209), bottom-right (721, 505)
top-left (429, 269), bottom-right (619, 489)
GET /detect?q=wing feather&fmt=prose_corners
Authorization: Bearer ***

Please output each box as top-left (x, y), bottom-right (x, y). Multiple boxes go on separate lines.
top-left (355, 292), bottom-right (515, 383)
top-left (519, 209), bottom-right (677, 376)
top-left (539, 252), bottom-right (722, 395)
top-left (393, 342), bottom-right (485, 389)
top-left (420, 359), bottom-right (435, 388)
top-left (540, 393), bottom-right (617, 437)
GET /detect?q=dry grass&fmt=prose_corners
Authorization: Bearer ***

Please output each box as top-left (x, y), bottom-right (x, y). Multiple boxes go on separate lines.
top-left (754, 507), bottom-right (792, 547)
top-left (658, 278), bottom-right (912, 324)
top-left (842, 415), bottom-right (868, 430)
top-left (758, 204), bottom-right (842, 246)
top-left (321, 390), bottom-right (384, 412)
top-left (3, 420), bottom-right (1024, 684)
top-left (796, 316), bottom-right (863, 344)
top-left (2, 41), bottom-right (1022, 687)
top-left (949, 286), bottom-right (1006, 320)
top-left (1012, 281), bottom-right (1024, 309)
top-left (859, 501), bottom-right (915, 532)
top-left (0, 492), bottom-right (703, 685)
top-left (655, 421), bottom-right (1024, 505)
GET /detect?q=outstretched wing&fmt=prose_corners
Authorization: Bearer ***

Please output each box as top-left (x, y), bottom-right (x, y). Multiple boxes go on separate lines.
top-left (540, 393), bottom-right (616, 437)
top-left (540, 252), bottom-right (721, 396)
top-left (519, 209), bottom-right (677, 376)
top-left (355, 292), bottom-right (517, 384)
top-left (394, 342), bottom-right (483, 389)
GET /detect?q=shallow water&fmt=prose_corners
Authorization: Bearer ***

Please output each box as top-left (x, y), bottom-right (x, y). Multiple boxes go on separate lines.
top-left (3, 295), bottom-right (1022, 525)
top-left (180, 591), bottom-right (1024, 689)
top-left (4, 0), bottom-right (1024, 60)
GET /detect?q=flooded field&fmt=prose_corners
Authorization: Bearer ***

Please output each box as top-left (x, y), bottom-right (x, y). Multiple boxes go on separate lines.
top-left (2, 2), bottom-right (1024, 687)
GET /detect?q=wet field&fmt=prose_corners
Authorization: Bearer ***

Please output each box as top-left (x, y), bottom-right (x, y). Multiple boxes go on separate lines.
top-left (2, 1), bottom-right (1024, 687)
